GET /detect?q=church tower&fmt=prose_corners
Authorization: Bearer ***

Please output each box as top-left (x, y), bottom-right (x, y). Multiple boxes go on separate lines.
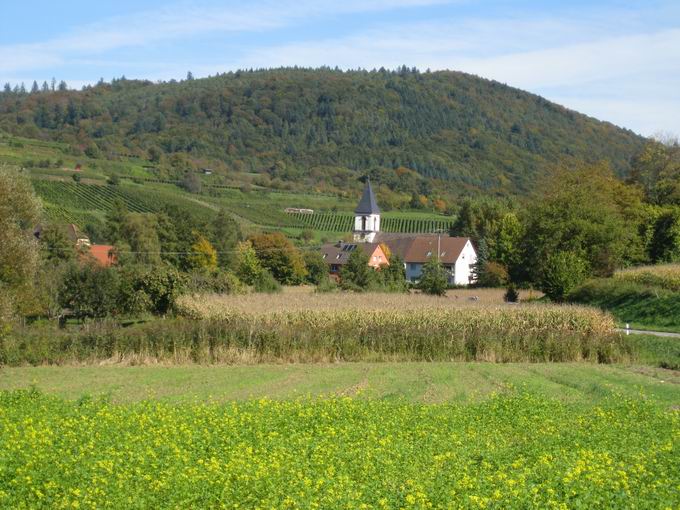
top-left (353, 179), bottom-right (381, 243)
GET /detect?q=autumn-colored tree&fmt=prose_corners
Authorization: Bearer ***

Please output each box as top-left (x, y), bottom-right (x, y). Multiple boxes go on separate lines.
top-left (249, 232), bottom-right (307, 285)
top-left (188, 233), bottom-right (218, 271)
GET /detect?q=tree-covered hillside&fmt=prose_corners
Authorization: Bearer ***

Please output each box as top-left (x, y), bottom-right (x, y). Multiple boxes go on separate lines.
top-left (0, 68), bottom-right (645, 197)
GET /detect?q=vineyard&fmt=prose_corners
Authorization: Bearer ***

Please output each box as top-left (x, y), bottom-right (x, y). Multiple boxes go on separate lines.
top-left (31, 179), bottom-right (216, 225)
top-left (289, 211), bottom-right (454, 234)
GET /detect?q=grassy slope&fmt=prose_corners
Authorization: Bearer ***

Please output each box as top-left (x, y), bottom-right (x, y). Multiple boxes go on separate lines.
top-left (1, 362), bottom-right (678, 407)
top-left (569, 279), bottom-right (680, 333)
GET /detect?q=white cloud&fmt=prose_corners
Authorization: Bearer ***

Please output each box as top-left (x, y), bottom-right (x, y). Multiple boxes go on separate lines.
top-left (0, 0), bottom-right (453, 74)
top-left (223, 17), bottom-right (680, 135)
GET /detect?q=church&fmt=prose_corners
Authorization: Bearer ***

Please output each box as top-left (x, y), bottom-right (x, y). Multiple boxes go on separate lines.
top-left (320, 180), bottom-right (477, 285)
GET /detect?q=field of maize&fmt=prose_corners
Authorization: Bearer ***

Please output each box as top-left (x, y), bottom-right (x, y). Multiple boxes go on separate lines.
top-left (0, 389), bottom-right (677, 508)
top-left (614, 264), bottom-right (680, 292)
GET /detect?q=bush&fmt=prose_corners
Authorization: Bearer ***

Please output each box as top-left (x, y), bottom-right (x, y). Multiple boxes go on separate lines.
top-left (540, 252), bottom-right (589, 302)
top-left (59, 263), bottom-right (121, 319)
top-left (476, 261), bottom-right (509, 287)
top-left (418, 257), bottom-right (448, 296)
top-left (315, 276), bottom-right (338, 293)
top-left (185, 270), bottom-right (246, 295)
top-left (252, 270), bottom-right (281, 293)
top-left (504, 284), bottom-right (519, 303)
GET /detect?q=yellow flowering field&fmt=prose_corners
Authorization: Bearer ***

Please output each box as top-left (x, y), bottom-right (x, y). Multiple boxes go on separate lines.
top-left (0, 390), bottom-right (677, 509)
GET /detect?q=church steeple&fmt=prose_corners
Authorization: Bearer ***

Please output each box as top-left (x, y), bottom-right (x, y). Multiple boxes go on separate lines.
top-left (353, 179), bottom-right (381, 242)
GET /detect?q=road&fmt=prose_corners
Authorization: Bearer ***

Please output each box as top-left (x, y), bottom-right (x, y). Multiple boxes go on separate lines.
top-left (615, 328), bottom-right (680, 338)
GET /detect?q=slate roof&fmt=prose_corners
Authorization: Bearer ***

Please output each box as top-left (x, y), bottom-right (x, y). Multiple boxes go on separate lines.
top-left (320, 242), bottom-right (383, 265)
top-left (355, 180), bottom-right (380, 215)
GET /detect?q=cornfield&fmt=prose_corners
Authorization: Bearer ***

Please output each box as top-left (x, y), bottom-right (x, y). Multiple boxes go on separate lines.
top-left (614, 264), bottom-right (680, 292)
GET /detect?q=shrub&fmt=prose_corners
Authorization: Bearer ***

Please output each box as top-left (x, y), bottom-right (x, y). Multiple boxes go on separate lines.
top-left (185, 270), bottom-right (246, 295)
top-left (340, 248), bottom-right (374, 291)
top-left (252, 270), bottom-right (281, 293)
top-left (418, 257), bottom-right (447, 296)
top-left (540, 252), bottom-right (589, 302)
top-left (58, 263), bottom-right (121, 319)
top-left (477, 261), bottom-right (509, 287)
top-left (315, 276), bottom-right (338, 293)
top-left (504, 284), bottom-right (519, 303)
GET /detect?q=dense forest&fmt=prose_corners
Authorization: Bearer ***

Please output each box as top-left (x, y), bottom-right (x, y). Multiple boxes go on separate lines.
top-left (0, 67), bottom-right (645, 198)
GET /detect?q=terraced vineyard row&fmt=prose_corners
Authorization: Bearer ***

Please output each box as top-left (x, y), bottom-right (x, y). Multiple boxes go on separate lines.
top-left (290, 212), bottom-right (453, 234)
top-left (32, 180), bottom-right (153, 214)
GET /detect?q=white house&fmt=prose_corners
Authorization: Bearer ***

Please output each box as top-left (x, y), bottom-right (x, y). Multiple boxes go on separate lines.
top-left (349, 180), bottom-right (477, 285)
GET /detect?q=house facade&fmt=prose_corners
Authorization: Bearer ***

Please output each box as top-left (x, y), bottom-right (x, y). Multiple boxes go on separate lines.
top-left (333, 180), bottom-right (477, 285)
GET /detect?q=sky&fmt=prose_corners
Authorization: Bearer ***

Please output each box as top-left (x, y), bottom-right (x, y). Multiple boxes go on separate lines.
top-left (1, 0), bottom-right (678, 137)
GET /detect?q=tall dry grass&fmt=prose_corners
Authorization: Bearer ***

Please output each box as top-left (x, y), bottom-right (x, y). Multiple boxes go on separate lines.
top-left (614, 264), bottom-right (680, 292)
top-left (2, 289), bottom-right (624, 366)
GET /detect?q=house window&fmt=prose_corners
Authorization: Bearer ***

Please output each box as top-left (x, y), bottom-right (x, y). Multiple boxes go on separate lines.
top-left (362, 216), bottom-right (367, 231)
top-left (409, 263), bottom-right (418, 271)
top-left (331, 264), bottom-right (339, 272)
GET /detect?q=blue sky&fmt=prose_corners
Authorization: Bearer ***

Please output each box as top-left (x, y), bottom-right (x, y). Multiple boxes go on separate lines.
top-left (1, 0), bottom-right (678, 136)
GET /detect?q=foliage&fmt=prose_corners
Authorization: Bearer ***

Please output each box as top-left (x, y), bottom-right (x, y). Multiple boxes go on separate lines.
top-left (185, 270), bottom-right (246, 295)
top-left (303, 250), bottom-right (328, 285)
top-left (252, 269), bottom-right (282, 294)
top-left (339, 248), bottom-right (374, 291)
top-left (477, 261), bottom-right (509, 288)
top-left (39, 224), bottom-right (75, 263)
top-left (524, 164), bottom-right (648, 282)
top-left (315, 276), bottom-right (339, 293)
top-left (249, 232), bottom-right (307, 284)
top-left (378, 254), bottom-right (408, 292)
top-left (58, 263), bottom-right (121, 319)
top-left (504, 284), bottom-right (520, 303)
top-left (418, 257), bottom-right (448, 296)
top-left (649, 207), bottom-right (680, 263)
top-left (0, 167), bottom-right (41, 288)
top-left (0, 69), bottom-right (645, 198)
top-left (235, 241), bottom-right (263, 285)
top-left (540, 252), bottom-right (589, 302)
top-left (187, 233), bottom-right (218, 271)
top-left (629, 138), bottom-right (680, 206)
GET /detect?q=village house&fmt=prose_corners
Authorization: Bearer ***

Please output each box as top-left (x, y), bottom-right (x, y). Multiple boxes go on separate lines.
top-left (320, 241), bottom-right (388, 278)
top-left (321, 180), bottom-right (477, 285)
top-left (34, 223), bottom-right (116, 267)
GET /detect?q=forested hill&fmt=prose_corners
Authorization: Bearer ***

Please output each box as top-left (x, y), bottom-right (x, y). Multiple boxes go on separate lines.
top-left (0, 68), bottom-right (645, 196)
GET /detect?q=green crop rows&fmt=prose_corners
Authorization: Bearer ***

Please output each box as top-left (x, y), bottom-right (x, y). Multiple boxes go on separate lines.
top-left (290, 212), bottom-right (453, 234)
top-left (32, 180), bottom-right (154, 214)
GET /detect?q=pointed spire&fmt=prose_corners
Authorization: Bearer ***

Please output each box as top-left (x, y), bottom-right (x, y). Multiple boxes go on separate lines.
top-left (355, 179), bottom-right (380, 214)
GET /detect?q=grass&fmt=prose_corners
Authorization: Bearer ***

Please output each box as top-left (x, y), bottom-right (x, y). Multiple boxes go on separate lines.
top-left (0, 389), bottom-right (678, 508)
top-left (569, 278), bottom-right (680, 331)
top-left (615, 263), bottom-right (680, 292)
top-left (1, 362), bottom-right (678, 406)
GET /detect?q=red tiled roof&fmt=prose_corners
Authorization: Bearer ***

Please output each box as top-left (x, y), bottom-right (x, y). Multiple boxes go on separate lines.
top-left (88, 245), bottom-right (116, 267)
